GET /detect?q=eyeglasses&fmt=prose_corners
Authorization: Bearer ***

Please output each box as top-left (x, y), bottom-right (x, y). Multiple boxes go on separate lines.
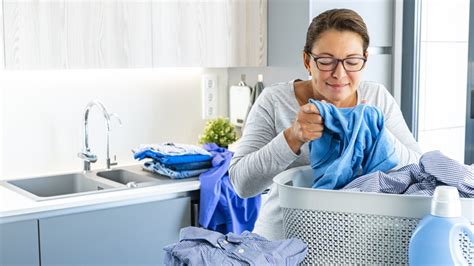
top-left (307, 53), bottom-right (367, 72)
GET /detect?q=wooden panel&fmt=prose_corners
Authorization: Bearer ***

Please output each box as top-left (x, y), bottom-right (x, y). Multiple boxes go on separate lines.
top-left (40, 197), bottom-right (191, 265)
top-left (152, 0), bottom-right (267, 67)
top-left (152, 0), bottom-right (225, 67)
top-left (0, 220), bottom-right (40, 265)
top-left (3, 0), bottom-right (152, 69)
top-left (227, 0), bottom-right (267, 67)
top-left (66, 1), bottom-right (152, 69)
top-left (3, 0), bottom-right (66, 69)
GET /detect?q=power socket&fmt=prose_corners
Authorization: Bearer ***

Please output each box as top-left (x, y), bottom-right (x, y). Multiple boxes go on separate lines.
top-left (201, 74), bottom-right (218, 119)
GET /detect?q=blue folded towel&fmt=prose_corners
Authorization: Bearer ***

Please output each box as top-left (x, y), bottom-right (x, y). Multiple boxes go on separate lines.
top-left (143, 161), bottom-right (210, 179)
top-left (133, 143), bottom-right (212, 157)
top-left (133, 143), bottom-right (213, 165)
top-left (164, 161), bottom-right (212, 171)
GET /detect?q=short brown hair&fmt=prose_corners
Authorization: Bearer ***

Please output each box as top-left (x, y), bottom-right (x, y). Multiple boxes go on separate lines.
top-left (304, 8), bottom-right (370, 54)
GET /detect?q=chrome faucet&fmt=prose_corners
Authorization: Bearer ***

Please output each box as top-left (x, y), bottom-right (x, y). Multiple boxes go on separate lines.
top-left (77, 100), bottom-right (122, 171)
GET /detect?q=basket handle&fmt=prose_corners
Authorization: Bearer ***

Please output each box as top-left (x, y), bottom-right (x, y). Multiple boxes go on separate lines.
top-left (450, 223), bottom-right (474, 265)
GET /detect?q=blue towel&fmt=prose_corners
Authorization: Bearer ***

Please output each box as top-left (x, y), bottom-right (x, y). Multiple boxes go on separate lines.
top-left (309, 100), bottom-right (399, 189)
top-left (134, 150), bottom-right (212, 165)
top-left (164, 161), bottom-right (212, 171)
top-left (143, 161), bottom-right (210, 179)
top-left (133, 143), bottom-right (212, 157)
top-left (133, 143), bottom-right (213, 165)
top-left (199, 143), bottom-right (261, 234)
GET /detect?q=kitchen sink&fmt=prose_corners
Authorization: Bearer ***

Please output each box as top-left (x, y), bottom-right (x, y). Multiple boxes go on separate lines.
top-left (2, 173), bottom-right (123, 201)
top-left (96, 169), bottom-right (159, 187)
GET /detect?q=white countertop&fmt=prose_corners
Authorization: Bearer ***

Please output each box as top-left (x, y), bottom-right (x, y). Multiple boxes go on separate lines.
top-left (0, 164), bottom-right (200, 224)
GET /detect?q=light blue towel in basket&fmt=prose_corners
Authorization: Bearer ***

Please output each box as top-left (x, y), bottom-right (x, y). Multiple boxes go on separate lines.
top-left (308, 100), bottom-right (399, 189)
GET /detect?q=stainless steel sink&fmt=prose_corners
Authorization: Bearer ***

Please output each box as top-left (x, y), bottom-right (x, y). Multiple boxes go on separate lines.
top-left (96, 169), bottom-right (159, 187)
top-left (2, 172), bottom-right (124, 201)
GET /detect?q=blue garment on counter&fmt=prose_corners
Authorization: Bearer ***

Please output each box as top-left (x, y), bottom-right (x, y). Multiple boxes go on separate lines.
top-left (199, 143), bottom-right (261, 235)
top-left (164, 161), bottom-right (212, 171)
top-left (133, 142), bottom-right (212, 157)
top-left (135, 150), bottom-right (212, 165)
top-left (343, 150), bottom-right (474, 197)
top-left (163, 226), bottom-right (308, 265)
top-left (143, 161), bottom-right (210, 179)
top-left (133, 143), bottom-right (213, 165)
top-left (309, 100), bottom-right (399, 189)
top-left (159, 154), bottom-right (212, 165)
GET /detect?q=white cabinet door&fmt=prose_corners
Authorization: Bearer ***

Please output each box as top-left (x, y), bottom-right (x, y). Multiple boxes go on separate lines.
top-left (39, 197), bottom-right (191, 265)
top-left (152, 0), bottom-right (267, 67)
top-left (0, 220), bottom-right (40, 265)
top-left (3, 0), bottom-right (152, 69)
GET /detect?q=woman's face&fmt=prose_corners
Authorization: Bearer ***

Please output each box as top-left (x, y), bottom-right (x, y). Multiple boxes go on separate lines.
top-left (304, 29), bottom-right (367, 107)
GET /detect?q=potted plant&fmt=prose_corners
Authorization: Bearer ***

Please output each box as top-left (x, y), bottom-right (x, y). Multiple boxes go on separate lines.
top-left (199, 117), bottom-right (237, 148)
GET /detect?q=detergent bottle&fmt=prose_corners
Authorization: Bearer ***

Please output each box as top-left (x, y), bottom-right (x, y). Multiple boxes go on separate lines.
top-left (409, 186), bottom-right (474, 265)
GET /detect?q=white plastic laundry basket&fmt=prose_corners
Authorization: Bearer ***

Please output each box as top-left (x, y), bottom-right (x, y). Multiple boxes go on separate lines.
top-left (274, 166), bottom-right (474, 265)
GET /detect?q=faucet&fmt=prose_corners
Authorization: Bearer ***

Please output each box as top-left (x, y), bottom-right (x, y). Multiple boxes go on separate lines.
top-left (77, 100), bottom-right (122, 171)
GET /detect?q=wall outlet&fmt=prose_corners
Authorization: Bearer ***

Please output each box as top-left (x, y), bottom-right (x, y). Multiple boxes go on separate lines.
top-left (201, 74), bottom-right (218, 119)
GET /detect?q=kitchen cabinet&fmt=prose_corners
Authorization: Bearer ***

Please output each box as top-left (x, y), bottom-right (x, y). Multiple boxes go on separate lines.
top-left (0, 220), bottom-right (40, 266)
top-left (3, 0), bottom-right (152, 69)
top-left (39, 196), bottom-right (191, 265)
top-left (3, 0), bottom-right (267, 69)
top-left (152, 0), bottom-right (267, 67)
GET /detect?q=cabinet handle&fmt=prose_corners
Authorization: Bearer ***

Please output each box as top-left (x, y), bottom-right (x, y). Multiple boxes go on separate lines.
top-left (191, 201), bottom-right (199, 227)
top-left (471, 90), bottom-right (474, 119)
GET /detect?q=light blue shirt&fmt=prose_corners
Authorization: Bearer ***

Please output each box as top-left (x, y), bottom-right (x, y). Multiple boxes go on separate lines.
top-left (309, 100), bottom-right (399, 189)
top-left (163, 226), bottom-right (307, 265)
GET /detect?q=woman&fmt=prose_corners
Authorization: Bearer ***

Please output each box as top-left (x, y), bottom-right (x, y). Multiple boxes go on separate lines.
top-left (229, 8), bottom-right (422, 240)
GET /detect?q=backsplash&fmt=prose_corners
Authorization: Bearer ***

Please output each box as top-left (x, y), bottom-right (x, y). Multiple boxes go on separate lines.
top-left (0, 68), bottom-right (228, 179)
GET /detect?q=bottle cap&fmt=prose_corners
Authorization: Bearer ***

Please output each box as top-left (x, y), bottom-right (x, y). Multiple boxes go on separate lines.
top-left (257, 74), bottom-right (263, 82)
top-left (431, 186), bottom-right (462, 217)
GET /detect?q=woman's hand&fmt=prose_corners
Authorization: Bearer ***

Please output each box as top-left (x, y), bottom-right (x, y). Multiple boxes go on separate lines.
top-left (284, 102), bottom-right (324, 154)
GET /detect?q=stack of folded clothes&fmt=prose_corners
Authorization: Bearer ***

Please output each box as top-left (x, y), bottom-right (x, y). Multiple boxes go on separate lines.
top-left (133, 143), bottom-right (213, 179)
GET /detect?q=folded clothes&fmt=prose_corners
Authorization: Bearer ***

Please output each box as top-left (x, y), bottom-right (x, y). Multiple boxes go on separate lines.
top-left (133, 143), bottom-right (212, 157)
top-left (158, 154), bottom-right (212, 165)
top-left (143, 161), bottom-right (210, 179)
top-left (164, 226), bottom-right (307, 265)
top-left (164, 161), bottom-right (212, 171)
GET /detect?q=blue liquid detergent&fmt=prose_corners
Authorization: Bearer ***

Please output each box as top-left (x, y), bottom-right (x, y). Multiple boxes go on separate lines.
top-left (409, 186), bottom-right (474, 265)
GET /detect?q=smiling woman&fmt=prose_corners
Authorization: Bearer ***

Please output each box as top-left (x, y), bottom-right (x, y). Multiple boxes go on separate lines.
top-left (228, 8), bottom-right (422, 241)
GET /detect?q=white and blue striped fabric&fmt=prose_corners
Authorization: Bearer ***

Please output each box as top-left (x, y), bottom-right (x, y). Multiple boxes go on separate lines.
top-left (343, 150), bottom-right (474, 197)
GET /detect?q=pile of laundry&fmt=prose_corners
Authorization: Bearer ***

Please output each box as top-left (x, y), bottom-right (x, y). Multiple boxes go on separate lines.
top-left (133, 143), bottom-right (213, 179)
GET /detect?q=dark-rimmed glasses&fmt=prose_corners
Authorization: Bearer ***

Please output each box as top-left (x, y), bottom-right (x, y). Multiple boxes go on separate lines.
top-left (307, 53), bottom-right (367, 72)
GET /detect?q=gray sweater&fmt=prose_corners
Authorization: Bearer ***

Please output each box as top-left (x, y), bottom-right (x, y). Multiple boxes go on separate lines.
top-left (229, 80), bottom-right (422, 240)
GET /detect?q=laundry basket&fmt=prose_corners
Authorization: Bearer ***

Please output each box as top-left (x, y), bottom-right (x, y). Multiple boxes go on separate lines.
top-left (274, 166), bottom-right (474, 265)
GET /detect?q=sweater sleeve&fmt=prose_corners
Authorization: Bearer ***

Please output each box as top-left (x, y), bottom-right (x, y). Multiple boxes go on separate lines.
top-left (229, 90), bottom-right (299, 198)
top-left (377, 86), bottom-right (422, 168)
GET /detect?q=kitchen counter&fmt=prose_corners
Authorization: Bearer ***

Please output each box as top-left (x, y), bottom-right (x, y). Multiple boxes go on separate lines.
top-left (0, 164), bottom-right (200, 224)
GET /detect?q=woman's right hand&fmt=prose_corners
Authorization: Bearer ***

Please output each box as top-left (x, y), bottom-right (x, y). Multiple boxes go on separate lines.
top-left (284, 102), bottom-right (324, 154)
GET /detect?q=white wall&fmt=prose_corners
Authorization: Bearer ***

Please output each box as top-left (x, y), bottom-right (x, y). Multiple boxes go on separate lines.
top-left (0, 68), bottom-right (228, 179)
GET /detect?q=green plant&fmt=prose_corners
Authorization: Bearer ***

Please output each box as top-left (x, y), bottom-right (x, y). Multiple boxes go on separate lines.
top-left (199, 117), bottom-right (237, 148)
